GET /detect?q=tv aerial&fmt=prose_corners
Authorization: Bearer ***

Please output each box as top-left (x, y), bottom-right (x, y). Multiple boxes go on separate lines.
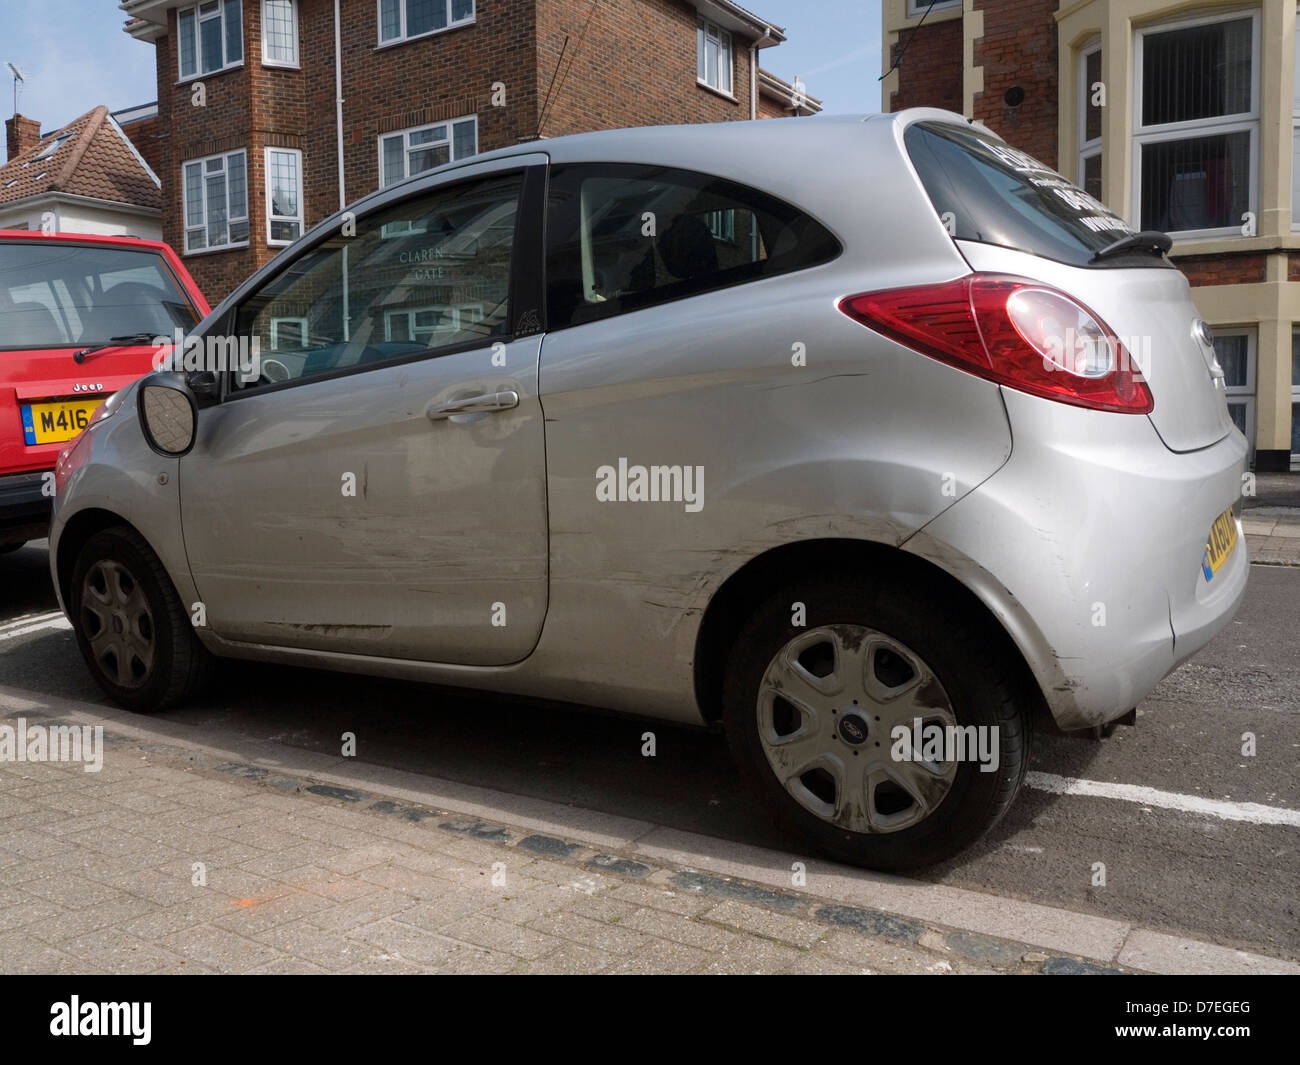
top-left (5, 62), bottom-right (25, 117)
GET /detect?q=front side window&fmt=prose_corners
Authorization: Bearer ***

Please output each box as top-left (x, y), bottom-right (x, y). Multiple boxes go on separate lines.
top-left (233, 172), bottom-right (520, 389)
top-left (1135, 14), bottom-right (1257, 236)
top-left (262, 0), bottom-right (298, 66)
top-left (378, 0), bottom-right (475, 45)
top-left (379, 117), bottom-right (477, 187)
top-left (178, 0), bottom-right (243, 79)
top-left (0, 242), bottom-right (199, 350)
top-left (265, 147), bottom-right (304, 244)
top-left (545, 163), bottom-right (840, 330)
top-left (183, 149), bottom-right (249, 253)
top-left (697, 19), bottom-right (733, 94)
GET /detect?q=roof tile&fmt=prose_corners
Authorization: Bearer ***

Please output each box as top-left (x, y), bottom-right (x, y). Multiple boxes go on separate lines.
top-left (0, 105), bottom-right (159, 210)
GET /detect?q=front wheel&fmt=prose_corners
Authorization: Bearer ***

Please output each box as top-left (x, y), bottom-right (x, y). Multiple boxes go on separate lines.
top-left (723, 572), bottom-right (1029, 871)
top-left (69, 525), bottom-right (212, 713)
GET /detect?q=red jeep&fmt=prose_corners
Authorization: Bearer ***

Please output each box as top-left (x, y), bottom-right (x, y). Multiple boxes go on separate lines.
top-left (0, 230), bottom-right (209, 551)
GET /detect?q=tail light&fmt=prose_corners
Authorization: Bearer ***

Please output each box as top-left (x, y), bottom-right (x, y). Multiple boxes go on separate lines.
top-left (839, 274), bottom-right (1153, 414)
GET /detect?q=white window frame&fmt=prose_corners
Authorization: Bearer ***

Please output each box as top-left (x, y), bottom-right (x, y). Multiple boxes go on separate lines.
top-left (705, 208), bottom-right (736, 244)
top-left (181, 149), bottom-right (249, 255)
top-left (264, 146), bottom-right (304, 246)
top-left (1132, 10), bottom-right (1260, 241)
top-left (177, 0), bottom-right (244, 82)
top-left (383, 303), bottom-right (484, 345)
top-left (1078, 42), bottom-right (1102, 196)
top-left (376, 0), bottom-right (475, 47)
top-left (906, 0), bottom-right (961, 16)
top-left (1292, 327), bottom-right (1300, 461)
top-left (1213, 327), bottom-right (1256, 459)
top-left (270, 316), bottom-right (309, 349)
top-left (1292, 8), bottom-right (1300, 230)
top-left (377, 116), bottom-right (477, 188)
top-left (261, 0), bottom-right (299, 67)
top-left (697, 19), bottom-right (733, 97)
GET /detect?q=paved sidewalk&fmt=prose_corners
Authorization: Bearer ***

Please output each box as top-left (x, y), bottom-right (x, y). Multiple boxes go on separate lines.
top-left (1243, 507), bottom-right (1300, 566)
top-left (1244, 473), bottom-right (1300, 565)
top-left (1, 693), bottom-right (1297, 975)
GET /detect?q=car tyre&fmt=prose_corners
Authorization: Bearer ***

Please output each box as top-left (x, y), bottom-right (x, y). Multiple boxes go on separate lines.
top-left (69, 525), bottom-right (212, 713)
top-left (723, 571), bottom-right (1029, 871)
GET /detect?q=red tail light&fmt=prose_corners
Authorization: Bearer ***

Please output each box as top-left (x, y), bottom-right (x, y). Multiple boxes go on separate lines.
top-left (839, 274), bottom-right (1153, 414)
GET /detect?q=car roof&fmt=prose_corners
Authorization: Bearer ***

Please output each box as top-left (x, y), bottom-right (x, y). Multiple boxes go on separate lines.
top-left (209, 108), bottom-right (992, 327)
top-left (336, 111), bottom-right (977, 226)
top-left (0, 228), bottom-right (172, 252)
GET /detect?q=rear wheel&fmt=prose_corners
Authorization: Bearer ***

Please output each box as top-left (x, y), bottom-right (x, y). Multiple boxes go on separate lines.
top-left (69, 525), bottom-right (212, 713)
top-left (723, 572), bottom-right (1029, 871)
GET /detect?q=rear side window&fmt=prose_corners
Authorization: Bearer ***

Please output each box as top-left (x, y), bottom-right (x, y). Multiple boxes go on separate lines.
top-left (904, 121), bottom-right (1171, 269)
top-left (0, 242), bottom-right (200, 351)
top-left (545, 163), bottom-right (840, 329)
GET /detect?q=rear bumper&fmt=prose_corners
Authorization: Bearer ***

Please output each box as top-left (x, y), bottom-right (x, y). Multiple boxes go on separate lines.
top-left (0, 469), bottom-right (51, 544)
top-left (904, 388), bottom-right (1249, 730)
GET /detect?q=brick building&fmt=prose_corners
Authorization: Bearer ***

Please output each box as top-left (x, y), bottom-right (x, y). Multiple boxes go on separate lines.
top-left (118, 0), bottom-right (817, 303)
top-left (882, 0), bottom-right (1300, 472)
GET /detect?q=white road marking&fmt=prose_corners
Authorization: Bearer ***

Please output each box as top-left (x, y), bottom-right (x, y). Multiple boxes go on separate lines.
top-left (0, 610), bottom-right (63, 634)
top-left (0, 614), bottom-right (71, 643)
top-left (1026, 771), bottom-right (1300, 828)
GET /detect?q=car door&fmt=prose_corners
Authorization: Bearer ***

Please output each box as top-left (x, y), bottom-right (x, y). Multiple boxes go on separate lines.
top-left (179, 159), bottom-right (549, 666)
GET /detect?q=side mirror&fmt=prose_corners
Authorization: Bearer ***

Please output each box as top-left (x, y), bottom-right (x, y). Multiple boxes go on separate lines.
top-left (138, 372), bottom-right (198, 456)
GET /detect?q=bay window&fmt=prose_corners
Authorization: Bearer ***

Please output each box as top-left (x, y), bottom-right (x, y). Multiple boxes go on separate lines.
top-left (178, 1), bottom-right (243, 80)
top-left (1133, 13), bottom-right (1257, 237)
top-left (183, 149), bottom-right (248, 253)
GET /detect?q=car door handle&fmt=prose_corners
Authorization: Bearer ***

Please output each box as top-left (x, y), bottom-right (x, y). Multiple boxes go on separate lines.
top-left (426, 390), bottom-right (520, 420)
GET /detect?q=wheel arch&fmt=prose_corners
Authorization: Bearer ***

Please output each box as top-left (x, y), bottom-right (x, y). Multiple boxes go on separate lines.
top-left (692, 537), bottom-right (1049, 728)
top-left (55, 508), bottom-right (143, 610)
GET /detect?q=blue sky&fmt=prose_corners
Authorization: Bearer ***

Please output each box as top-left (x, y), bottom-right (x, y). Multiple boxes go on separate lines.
top-left (756, 1), bottom-right (883, 115)
top-left (0, 0), bottom-right (883, 135)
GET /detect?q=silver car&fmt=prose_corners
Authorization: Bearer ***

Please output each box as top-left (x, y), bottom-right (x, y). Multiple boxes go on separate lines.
top-left (49, 110), bottom-right (1248, 870)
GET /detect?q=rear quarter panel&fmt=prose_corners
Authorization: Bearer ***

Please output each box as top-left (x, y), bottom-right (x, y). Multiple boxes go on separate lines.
top-left (530, 117), bottom-right (1017, 722)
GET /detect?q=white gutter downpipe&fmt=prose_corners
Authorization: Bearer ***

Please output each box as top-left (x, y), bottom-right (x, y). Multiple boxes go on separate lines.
top-left (334, 0), bottom-right (349, 340)
top-left (750, 28), bottom-right (770, 119)
top-left (333, 0), bottom-right (345, 211)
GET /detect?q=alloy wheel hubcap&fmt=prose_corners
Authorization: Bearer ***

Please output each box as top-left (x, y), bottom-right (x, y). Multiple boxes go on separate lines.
top-left (80, 560), bottom-right (155, 690)
top-left (756, 624), bottom-right (959, 834)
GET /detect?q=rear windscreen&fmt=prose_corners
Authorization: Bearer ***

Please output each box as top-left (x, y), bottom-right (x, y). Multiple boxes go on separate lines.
top-left (0, 242), bottom-right (200, 351)
top-left (904, 121), bottom-right (1171, 269)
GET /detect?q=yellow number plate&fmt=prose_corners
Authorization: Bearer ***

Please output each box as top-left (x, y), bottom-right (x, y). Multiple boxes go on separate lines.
top-left (1201, 507), bottom-right (1239, 581)
top-left (21, 398), bottom-right (103, 445)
